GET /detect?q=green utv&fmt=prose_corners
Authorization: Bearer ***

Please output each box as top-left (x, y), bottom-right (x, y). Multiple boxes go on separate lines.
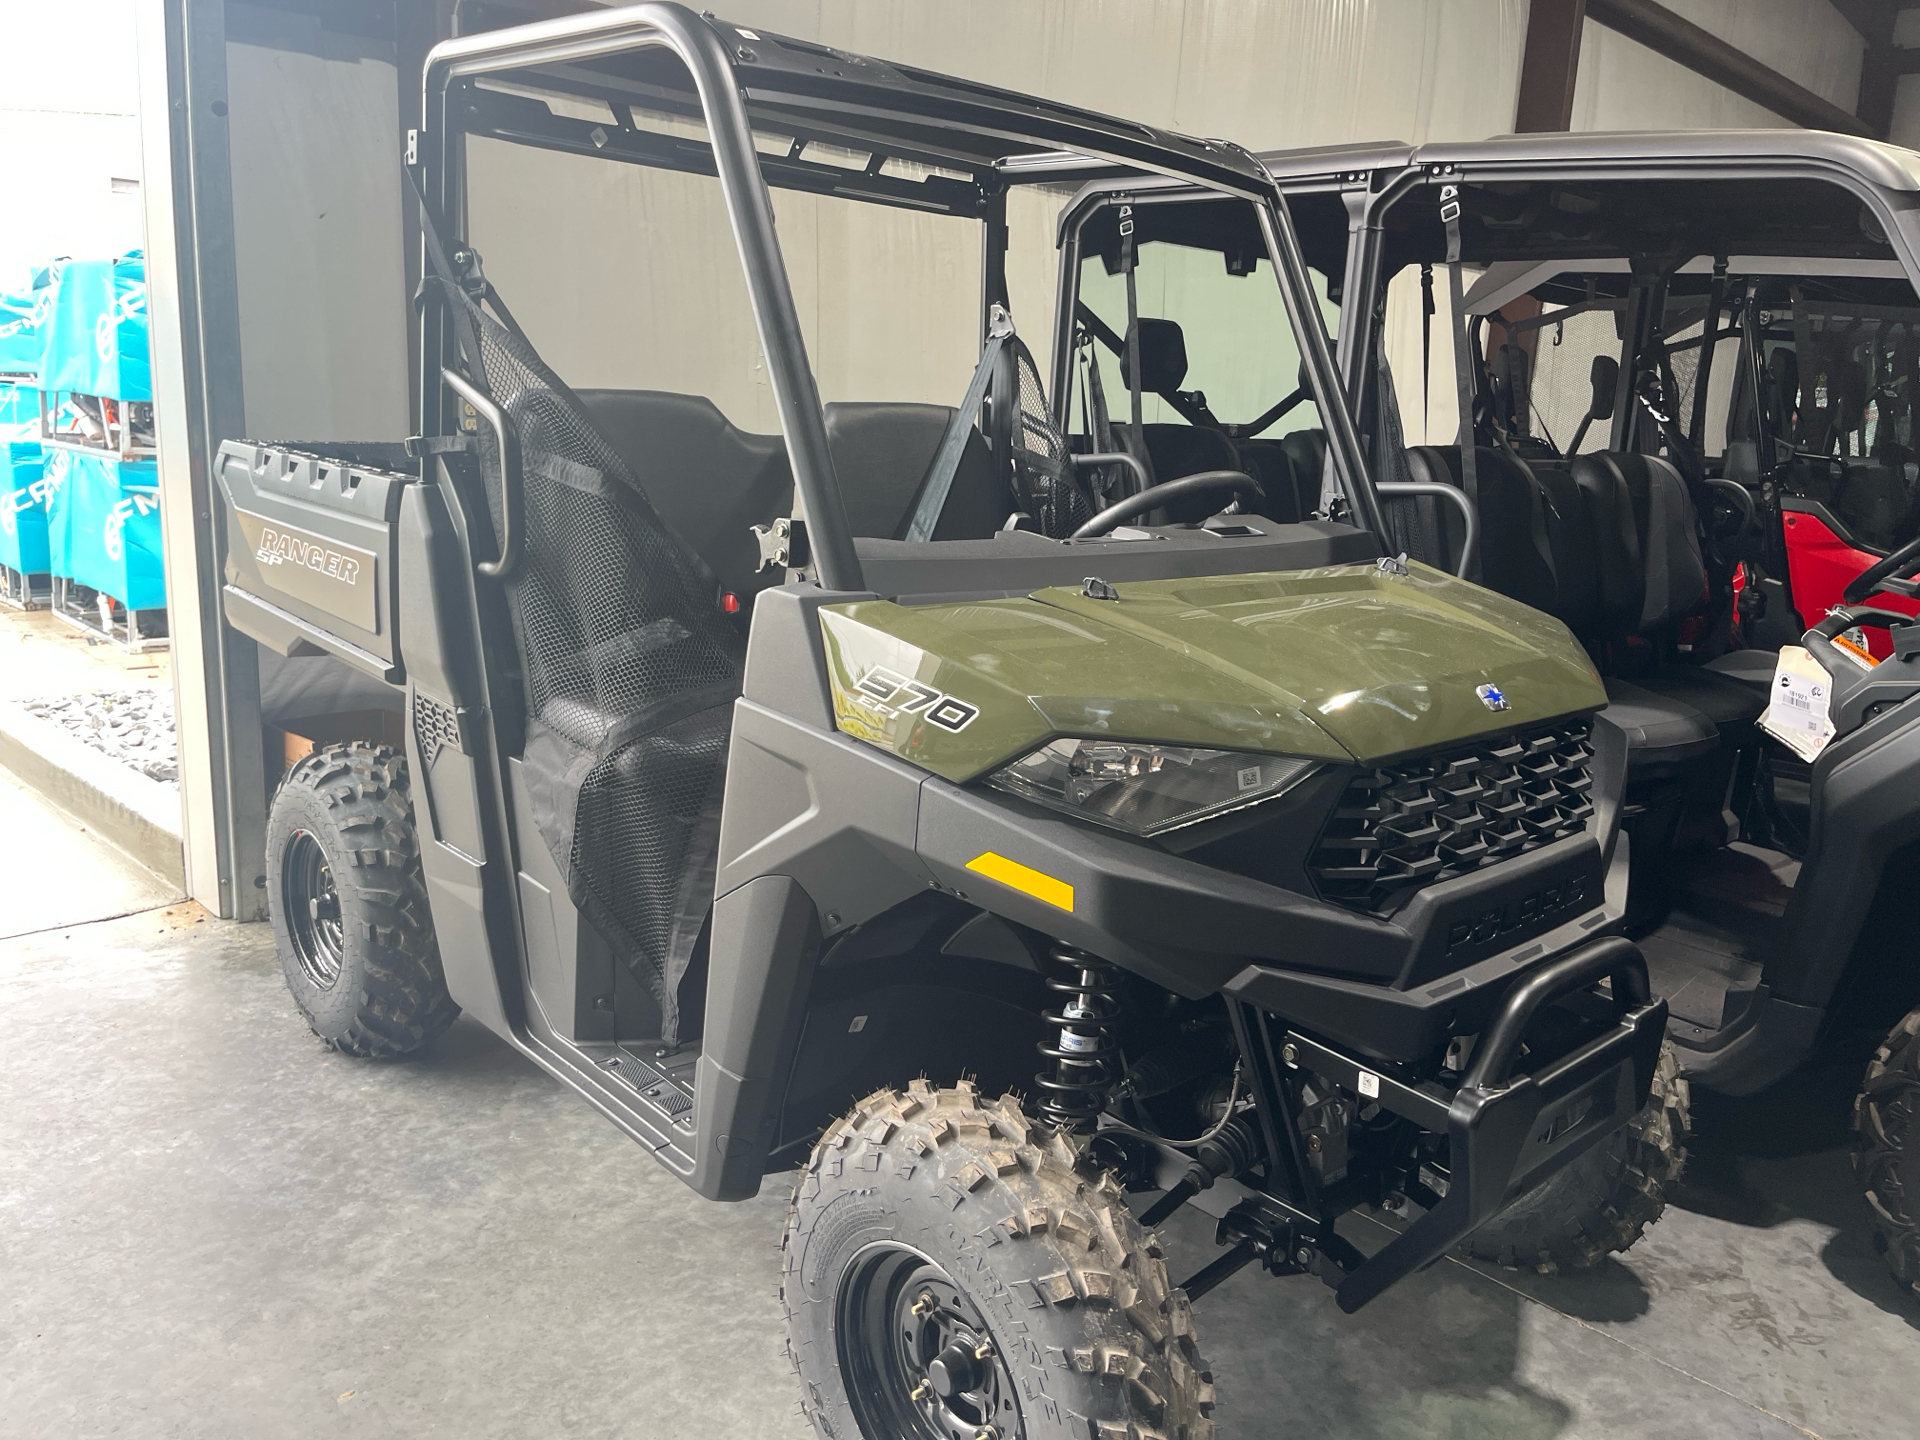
top-left (216, 7), bottom-right (1679, 1435)
top-left (1052, 129), bottom-right (1920, 1302)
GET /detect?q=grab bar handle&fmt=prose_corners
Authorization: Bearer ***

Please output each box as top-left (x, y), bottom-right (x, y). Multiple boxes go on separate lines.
top-left (1375, 480), bottom-right (1480, 581)
top-left (442, 367), bottom-right (522, 580)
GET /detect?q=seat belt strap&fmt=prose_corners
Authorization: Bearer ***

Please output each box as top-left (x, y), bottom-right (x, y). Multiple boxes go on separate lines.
top-left (1441, 185), bottom-right (1481, 581)
top-left (1421, 262), bottom-right (1434, 441)
top-left (1080, 328), bottom-right (1127, 503)
top-left (1121, 203), bottom-right (1144, 441)
top-left (407, 167), bottom-right (487, 384)
top-left (902, 304), bottom-right (1015, 542)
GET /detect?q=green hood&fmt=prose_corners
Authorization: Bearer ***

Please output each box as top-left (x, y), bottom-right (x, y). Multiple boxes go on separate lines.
top-left (818, 562), bottom-right (1606, 783)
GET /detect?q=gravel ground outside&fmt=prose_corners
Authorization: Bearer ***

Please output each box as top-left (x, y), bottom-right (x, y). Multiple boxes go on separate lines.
top-left (21, 686), bottom-right (178, 785)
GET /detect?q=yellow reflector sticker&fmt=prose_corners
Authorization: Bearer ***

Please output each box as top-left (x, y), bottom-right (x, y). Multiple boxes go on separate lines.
top-left (966, 852), bottom-right (1074, 912)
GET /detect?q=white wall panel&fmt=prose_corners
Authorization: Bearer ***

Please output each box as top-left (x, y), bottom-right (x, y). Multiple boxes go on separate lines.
top-left (465, 138), bottom-right (987, 432)
top-left (1889, 6), bottom-right (1920, 150)
top-left (1893, 73), bottom-right (1920, 150)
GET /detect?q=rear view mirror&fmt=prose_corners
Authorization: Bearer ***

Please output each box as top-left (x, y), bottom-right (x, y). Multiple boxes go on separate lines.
top-left (1588, 355), bottom-right (1619, 421)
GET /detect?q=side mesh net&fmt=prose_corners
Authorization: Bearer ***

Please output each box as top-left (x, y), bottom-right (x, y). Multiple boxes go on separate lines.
top-left (1007, 335), bottom-right (1094, 537)
top-left (445, 278), bottom-right (744, 1045)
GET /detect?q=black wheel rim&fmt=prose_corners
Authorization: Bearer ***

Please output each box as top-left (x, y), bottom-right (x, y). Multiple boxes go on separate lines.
top-left (283, 829), bottom-right (344, 990)
top-left (835, 1242), bottom-right (1022, 1440)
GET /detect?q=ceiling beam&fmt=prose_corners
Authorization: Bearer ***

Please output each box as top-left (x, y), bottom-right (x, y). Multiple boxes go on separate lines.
top-left (1826, 0), bottom-right (1900, 136)
top-left (1826, 0), bottom-right (1900, 45)
top-left (1514, 0), bottom-right (1589, 132)
top-left (1587, 0), bottom-right (1875, 136)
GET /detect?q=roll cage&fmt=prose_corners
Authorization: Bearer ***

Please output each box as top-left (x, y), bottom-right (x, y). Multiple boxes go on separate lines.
top-left (412, 1), bottom-right (1386, 582)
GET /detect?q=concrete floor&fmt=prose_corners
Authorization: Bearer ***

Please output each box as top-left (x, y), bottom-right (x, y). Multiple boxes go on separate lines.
top-left (2, 806), bottom-right (1916, 1440)
top-left (0, 605), bottom-right (171, 707)
top-left (0, 769), bottom-right (180, 941)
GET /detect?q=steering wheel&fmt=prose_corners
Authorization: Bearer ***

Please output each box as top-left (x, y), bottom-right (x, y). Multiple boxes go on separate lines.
top-left (1842, 530), bottom-right (1920, 604)
top-left (1071, 470), bottom-right (1263, 539)
top-left (1704, 478), bottom-right (1757, 540)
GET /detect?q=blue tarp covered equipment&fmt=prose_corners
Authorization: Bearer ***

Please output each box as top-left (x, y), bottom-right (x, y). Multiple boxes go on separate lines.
top-left (0, 263), bottom-right (59, 381)
top-left (0, 439), bottom-right (49, 576)
top-left (36, 253), bottom-right (149, 401)
top-left (0, 381), bottom-right (49, 574)
top-left (0, 381), bottom-right (36, 429)
top-left (43, 448), bottom-right (164, 608)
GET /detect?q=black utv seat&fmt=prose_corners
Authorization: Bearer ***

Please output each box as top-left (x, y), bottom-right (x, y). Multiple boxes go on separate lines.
top-left (1104, 317), bottom-right (1254, 521)
top-left (1399, 442), bottom-right (1740, 774)
top-left (1833, 460), bottom-right (1911, 547)
top-left (822, 401), bottom-right (1005, 542)
top-left (1235, 440), bottom-right (1309, 521)
top-left (576, 388), bottom-right (792, 602)
top-left (1280, 429), bottom-right (1328, 513)
top-left (1704, 647), bottom-right (1781, 690)
top-left (1572, 452), bottom-right (1765, 744)
top-left (1137, 420), bottom-right (1234, 477)
top-left (576, 390), bottom-right (1003, 601)
top-left (1404, 446), bottom-right (1557, 613)
top-left (1591, 679), bottom-right (1720, 771)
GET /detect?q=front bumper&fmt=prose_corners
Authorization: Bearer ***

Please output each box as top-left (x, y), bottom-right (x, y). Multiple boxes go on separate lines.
top-left (1283, 935), bottom-right (1667, 1312)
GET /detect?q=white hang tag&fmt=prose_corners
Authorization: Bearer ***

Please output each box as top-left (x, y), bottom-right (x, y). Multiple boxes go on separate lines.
top-left (1759, 645), bottom-right (1836, 763)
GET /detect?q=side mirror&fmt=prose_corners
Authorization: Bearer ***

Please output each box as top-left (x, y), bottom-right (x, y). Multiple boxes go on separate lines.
top-left (1588, 355), bottom-right (1619, 421)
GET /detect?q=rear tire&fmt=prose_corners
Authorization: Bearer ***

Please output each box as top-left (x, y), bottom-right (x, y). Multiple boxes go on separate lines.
top-left (782, 1079), bottom-right (1215, 1440)
top-left (1854, 1006), bottom-right (1920, 1300)
top-left (1463, 1039), bottom-right (1690, 1273)
top-left (266, 742), bottom-right (457, 1059)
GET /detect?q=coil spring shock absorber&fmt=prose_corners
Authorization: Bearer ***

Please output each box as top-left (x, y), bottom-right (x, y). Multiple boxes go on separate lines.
top-left (1034, 944), bottom-right (1122, 1132)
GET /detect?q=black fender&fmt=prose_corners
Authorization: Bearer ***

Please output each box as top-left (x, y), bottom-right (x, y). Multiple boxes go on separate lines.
top-left (1774, 694), bottom-right (1920, 1009)
top-left (1687, 692), bottom-right (1920, 1095)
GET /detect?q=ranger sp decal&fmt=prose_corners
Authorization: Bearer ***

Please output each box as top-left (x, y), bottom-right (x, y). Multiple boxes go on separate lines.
top-left (853, 666), bottom-right (980, 733)
top-left (232, 509), bottom-right (379, 632)
top-left (255, 525), bottom-right (363, 584)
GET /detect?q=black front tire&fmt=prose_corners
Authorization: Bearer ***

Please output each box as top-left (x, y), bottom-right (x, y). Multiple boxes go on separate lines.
top-left (1854, 1006), bottom-right (1920, 1300)
top-left (783, 1080), bottom-right (1215, 1440)
top-left (1464, 1040), bottom-right (1690, 1273)
top-left (266, 742), bottom-right (457, 1059)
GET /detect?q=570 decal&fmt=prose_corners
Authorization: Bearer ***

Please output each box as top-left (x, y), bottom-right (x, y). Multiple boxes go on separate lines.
top-left (853, 667), bottom-right (980, 733)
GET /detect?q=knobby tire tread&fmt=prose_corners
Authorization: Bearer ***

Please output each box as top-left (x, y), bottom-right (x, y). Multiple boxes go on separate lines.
top-left (1463, 1041), bottom-right (1689, 1274)
top-left (268, 742), bottom-right (458, 1059)
top-left (782, 1079), bottom-right (1215, 1440)
top-left (1854, 1005), bottom-right (1920, 1299)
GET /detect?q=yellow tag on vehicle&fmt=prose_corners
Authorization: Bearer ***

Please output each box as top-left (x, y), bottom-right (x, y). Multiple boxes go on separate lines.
top-left (965, 852), bottom-right (1074, 912)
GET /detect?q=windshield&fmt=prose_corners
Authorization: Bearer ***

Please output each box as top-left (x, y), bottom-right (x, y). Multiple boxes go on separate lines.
top-left (1057, 196), bottom-right (1343, 526)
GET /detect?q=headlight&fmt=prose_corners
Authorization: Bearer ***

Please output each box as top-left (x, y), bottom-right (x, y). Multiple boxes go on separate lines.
top-left (985, 739), bottom-right (1318, 837)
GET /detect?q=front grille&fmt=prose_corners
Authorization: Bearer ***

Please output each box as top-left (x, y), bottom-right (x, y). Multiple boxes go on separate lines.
top-left (1308, 721), bottom-right (1595, 916)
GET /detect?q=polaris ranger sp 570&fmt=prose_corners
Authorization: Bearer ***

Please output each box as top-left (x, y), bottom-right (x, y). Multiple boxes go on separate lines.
top-left (217, 9), bottom-right (1673, 1436)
